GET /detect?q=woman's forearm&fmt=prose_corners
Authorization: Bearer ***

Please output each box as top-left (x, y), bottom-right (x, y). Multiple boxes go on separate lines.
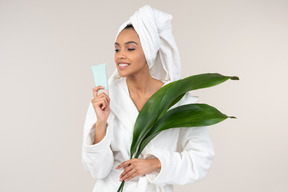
top-left (93, 121), bottom-right (107, 144)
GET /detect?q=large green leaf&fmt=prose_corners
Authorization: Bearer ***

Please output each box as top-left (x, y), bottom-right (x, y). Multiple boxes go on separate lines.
top-left (134, 104), bottom-right (235, 158)
top-left (130, 73), bottom-right (239, 158)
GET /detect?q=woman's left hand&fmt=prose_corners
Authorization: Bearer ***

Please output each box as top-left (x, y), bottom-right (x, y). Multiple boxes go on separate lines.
top-left (116, 158), bottom-right (161, 182)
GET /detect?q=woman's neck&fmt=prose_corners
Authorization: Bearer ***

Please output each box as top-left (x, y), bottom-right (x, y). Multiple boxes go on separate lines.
top-left (126, 70), bottom-right (163, 98)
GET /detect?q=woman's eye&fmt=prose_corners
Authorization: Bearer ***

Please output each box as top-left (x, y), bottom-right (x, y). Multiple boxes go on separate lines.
top-left (127, 48), bottom-right (135, 51)
top-left (114, 49), bottom-right (120, 52)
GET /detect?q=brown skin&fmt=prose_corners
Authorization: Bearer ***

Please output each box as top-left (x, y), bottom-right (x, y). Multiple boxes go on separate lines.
top-left (91, 86), bottom-right (110, 143)
top-left (114, 28), bottom-right (163, 111)
top-left (116, 158), bottom-right (161, 182)
top-left (91, 28), bottom-right (163, 182)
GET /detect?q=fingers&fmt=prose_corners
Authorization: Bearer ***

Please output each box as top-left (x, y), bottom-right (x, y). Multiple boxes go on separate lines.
top-left (119, 165), bottom-right (134, 181)
top-left (121, 170), bottom-right (137, 182)
top-left (116, 159), bottom-right (132, 169)
top-left (117, 158), bottom-right (161, 182)
top-left (92, 86), bottom-right (105, 98)
top-left (91, 86), bottom-right (110, 110)
top-left (123, 172), bottom-right (138, 182)
top-left (117, 159), bottom-right (143, 182)
top-left (93, 97), bottom-right (109, 110)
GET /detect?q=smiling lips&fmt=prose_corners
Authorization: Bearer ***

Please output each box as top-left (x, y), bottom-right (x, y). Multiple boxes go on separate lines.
top-left (118, 62), bottom-right (130, 69)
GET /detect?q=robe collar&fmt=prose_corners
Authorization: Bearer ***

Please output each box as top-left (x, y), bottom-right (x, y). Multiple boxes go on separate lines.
top-left (109, 77), bottom-right (139, 135)
top-left (109, 77), bottom-right (171, 135)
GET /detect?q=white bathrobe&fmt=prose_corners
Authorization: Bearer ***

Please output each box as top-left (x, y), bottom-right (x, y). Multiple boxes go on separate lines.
top-left (82, 77), bottom-right (215, 192)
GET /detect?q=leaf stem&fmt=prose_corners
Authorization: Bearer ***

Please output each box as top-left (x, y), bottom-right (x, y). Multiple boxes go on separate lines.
top-left (117, 181), bottom-right (125, 192)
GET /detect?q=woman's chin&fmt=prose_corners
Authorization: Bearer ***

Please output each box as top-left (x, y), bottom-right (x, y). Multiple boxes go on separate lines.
top-left (117, 71), bottom-right (129, 77)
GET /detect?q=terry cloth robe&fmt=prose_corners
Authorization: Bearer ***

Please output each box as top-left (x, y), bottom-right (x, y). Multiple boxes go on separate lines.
top-left (82, 77), bottom-right (215, 192)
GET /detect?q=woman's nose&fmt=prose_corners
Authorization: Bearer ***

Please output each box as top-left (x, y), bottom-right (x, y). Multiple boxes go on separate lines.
top-left (117, 50), bottom-right (127, 59)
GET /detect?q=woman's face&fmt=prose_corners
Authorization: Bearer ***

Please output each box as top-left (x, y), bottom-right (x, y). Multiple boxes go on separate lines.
top-left (114, 28), bottom-right (147, 77)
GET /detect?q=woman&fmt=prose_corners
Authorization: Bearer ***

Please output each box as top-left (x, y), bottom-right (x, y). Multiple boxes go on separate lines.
top-left (82, 5), bottom-right (214, 192)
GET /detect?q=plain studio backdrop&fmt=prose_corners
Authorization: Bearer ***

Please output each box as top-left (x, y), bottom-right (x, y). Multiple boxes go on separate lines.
top-left (0, 0), bottom-right (287, 191)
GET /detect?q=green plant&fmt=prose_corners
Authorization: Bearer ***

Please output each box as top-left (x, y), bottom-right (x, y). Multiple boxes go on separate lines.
top-left (117, 73), bottom-right (239, 192)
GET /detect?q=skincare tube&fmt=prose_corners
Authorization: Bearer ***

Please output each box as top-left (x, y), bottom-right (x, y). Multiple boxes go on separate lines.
top-left (91, 64), bottom-right (109, 96)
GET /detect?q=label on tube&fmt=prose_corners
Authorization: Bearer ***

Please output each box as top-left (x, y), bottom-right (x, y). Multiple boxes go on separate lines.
top-left (91, 64), bottom-right (109, 96)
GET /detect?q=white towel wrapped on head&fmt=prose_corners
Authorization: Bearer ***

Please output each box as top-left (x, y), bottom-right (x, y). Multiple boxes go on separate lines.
top-left (110, 5), bottom-right (182, 83)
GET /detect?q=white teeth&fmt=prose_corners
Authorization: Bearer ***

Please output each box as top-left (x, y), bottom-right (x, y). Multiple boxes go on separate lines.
top-left (119, 64), bottom-right (129, 67)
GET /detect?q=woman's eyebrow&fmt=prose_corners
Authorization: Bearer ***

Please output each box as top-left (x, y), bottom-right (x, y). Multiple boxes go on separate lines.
top-left (114, 41), bottom-right (138, 46)
top-left (125, 41), bottom-right (138, 45)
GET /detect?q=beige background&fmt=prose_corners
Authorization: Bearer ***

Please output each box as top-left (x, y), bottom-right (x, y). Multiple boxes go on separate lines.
top-left (1, 0), bottom-right (287, 191)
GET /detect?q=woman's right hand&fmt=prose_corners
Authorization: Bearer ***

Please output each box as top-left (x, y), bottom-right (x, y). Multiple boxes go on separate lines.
top-left (91, 86), bottom-right (110, 123)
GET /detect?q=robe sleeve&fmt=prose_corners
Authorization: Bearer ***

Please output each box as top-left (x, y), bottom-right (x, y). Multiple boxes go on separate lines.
top-left (145, 126), bottom-right (214, 185)
top-left (81, 100), bottom-right (114, 179)
top-left (144, 93), bottom-right (215, 185)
